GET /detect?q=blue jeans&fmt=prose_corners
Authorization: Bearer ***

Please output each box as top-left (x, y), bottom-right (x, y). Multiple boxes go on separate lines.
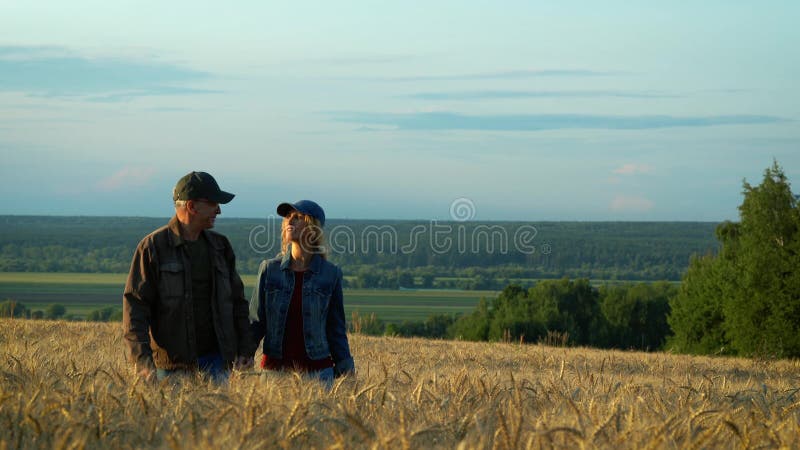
top-left (313, 367), bottom-right (334, 390)
top-left (156, 353), bottom-right (229, 384)
top-left (264, 367), bottom-right (334, 389)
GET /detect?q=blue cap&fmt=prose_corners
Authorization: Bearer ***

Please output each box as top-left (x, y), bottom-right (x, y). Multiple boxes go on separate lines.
top-left (277, 200), bottom-right (326, 227)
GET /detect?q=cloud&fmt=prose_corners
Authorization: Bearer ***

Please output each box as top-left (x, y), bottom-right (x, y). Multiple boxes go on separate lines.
top-left (408, 90), bottom-right (678, 100)
top-left (0, 45), bottom-right (214, 100)
top-left (85, 86), bottom-right (222, 102)
top-left (613, 163), bottom-right (653, 175)
top-left (96, 167), bottom-right (157, 192)
top-left (610, 195), bottom-right (654, 212)
top-left (330, 111), bottom-right (788, 131)
top-left (362, 69), bottom-right (614, 82)
top-left (0, 45), bottom-right (67, 60)
top-left (307, 54), bottom-right (416, 65)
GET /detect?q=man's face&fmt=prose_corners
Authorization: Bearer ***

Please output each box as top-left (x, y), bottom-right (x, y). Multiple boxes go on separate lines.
top-left (191, 199), bottom-right (220, 229)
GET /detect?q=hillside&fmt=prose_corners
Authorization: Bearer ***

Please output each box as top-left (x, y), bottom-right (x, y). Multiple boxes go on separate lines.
top-left (2, 319), bottom-right (798, 448)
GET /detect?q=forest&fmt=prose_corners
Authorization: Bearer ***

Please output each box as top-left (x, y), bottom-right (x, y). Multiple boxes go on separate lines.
top-left (0, 217), bottom-right (717, 286)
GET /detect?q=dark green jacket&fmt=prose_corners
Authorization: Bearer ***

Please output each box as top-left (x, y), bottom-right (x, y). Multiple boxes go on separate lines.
top-left (122, 216), bottom-right (255, 370)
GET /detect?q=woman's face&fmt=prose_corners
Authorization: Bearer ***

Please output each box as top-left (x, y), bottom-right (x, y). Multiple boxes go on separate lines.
top-left (284, 211), bottom-right (308, 242)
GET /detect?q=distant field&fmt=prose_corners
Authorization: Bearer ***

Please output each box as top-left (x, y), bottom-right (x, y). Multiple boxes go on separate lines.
top-left (0, 272), bottom-right (491, 322)
top-left (345, 289), bottom-right (489, 322)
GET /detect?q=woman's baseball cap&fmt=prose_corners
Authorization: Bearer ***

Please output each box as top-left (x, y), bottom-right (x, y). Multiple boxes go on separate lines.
top-left (277, 200), bottom-right (325, 227)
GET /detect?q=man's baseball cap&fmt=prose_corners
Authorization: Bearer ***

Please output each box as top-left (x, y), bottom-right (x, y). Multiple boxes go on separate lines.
top-left (173, 171), bottom-right (235, 204)
top-left (277, 200), bottom-right (325, 227)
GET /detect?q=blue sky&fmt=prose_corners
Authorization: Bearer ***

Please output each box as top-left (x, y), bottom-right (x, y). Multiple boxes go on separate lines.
top-left (1, 1), bottom-right (798, 221)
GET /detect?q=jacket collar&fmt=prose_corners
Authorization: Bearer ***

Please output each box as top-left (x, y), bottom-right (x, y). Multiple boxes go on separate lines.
top-left (280, 243), bottom-right (321, 273)
top-left (167, 216), bottom-right (184, 247)
top-left (166, 215), bottom-right (224, 250)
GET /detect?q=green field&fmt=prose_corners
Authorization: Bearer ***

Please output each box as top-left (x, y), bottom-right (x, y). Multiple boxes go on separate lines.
top-left (0, 272), bottom-right (493, 322)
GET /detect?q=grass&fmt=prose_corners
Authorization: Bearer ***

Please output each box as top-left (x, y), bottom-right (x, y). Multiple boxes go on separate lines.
top-left (2, 318), bottom-right (799, 448)
top-left (0, 272), bottom-right (492, 322)
top-left (345, 290), bottom-right (490, 322)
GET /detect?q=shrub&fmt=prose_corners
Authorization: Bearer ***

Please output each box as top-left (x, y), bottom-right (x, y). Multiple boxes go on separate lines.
top-left (0, 299), bottom-right (27, 318)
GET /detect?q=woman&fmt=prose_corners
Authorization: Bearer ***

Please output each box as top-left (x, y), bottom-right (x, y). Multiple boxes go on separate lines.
top-left (249, 200), bottom-right (355, 385)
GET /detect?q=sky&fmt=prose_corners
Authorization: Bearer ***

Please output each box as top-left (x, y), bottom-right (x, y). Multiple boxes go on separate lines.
top-left (1, 1), bottom-right (798, 221)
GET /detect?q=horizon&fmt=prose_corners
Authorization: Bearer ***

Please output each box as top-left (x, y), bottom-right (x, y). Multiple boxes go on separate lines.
top-left (0, 213), bottom-right (724, 224)
top-left (1, 2), bottom-right (798, 221)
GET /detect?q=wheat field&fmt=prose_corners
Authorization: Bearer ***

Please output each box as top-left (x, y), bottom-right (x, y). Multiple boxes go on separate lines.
top-left (1, 319), bottom-right (799, 449)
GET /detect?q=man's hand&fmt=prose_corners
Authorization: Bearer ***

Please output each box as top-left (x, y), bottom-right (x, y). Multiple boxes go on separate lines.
top-left (233, 355), bottom-right (254, 371)
top-left (137, 366), bottom-right (156, 384)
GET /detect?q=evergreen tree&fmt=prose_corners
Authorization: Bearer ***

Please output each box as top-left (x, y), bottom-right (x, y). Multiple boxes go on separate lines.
top-left (724, 162), bottom-right (800, 357)
top-left (668, 161), bottom-right (800, 357)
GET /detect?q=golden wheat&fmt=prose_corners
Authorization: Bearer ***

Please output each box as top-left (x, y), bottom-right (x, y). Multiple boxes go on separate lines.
top-left (1, 319), bottom-right (799, 449)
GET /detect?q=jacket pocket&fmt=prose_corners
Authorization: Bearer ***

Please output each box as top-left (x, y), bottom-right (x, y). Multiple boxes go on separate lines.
top-left (158, 261), bottom-right (184, 301)
top-left (311, 287), bottom-right (332, 317)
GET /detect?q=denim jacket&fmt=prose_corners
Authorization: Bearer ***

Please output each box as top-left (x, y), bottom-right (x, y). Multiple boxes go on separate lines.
top-left (249, 249), bottom-right (355, 376)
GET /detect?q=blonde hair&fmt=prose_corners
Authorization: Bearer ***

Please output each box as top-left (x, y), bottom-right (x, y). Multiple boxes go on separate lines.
top-left (280, 212), bottom-right (326, 258)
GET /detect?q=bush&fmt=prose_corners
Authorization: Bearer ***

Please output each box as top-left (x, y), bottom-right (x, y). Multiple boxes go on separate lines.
top-left (45, 303), bottom-right (67, 319)
top-left (0, 299), bottom-right (28, 318)
top-left (349, 311), bottom-right (386, 335)
top-left (86, 307), bottom-right (119, 322)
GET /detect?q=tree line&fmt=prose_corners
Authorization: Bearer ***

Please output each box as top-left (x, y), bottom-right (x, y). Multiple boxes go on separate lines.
top-left (0, 217), bottom-right (716, 285)
top-left (3, 278), bottom-right (673, 352)
top-left (0, 300), bottom-right (121, 322)
top-left (350, 279), bottom-right (675, 352)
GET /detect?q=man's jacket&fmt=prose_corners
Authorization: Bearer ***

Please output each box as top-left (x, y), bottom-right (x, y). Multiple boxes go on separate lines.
top-left (123, 216), bottom-right (255, 370)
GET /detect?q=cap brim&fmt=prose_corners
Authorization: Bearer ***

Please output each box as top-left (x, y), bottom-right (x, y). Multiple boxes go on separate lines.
top-left (208, 191), bottom-right (235, 204)
top-left (276, 202), bottom-right (296, 217)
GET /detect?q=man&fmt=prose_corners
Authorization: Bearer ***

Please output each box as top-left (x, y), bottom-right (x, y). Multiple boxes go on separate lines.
top-left (123, 171), bottom-right (255, 383)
